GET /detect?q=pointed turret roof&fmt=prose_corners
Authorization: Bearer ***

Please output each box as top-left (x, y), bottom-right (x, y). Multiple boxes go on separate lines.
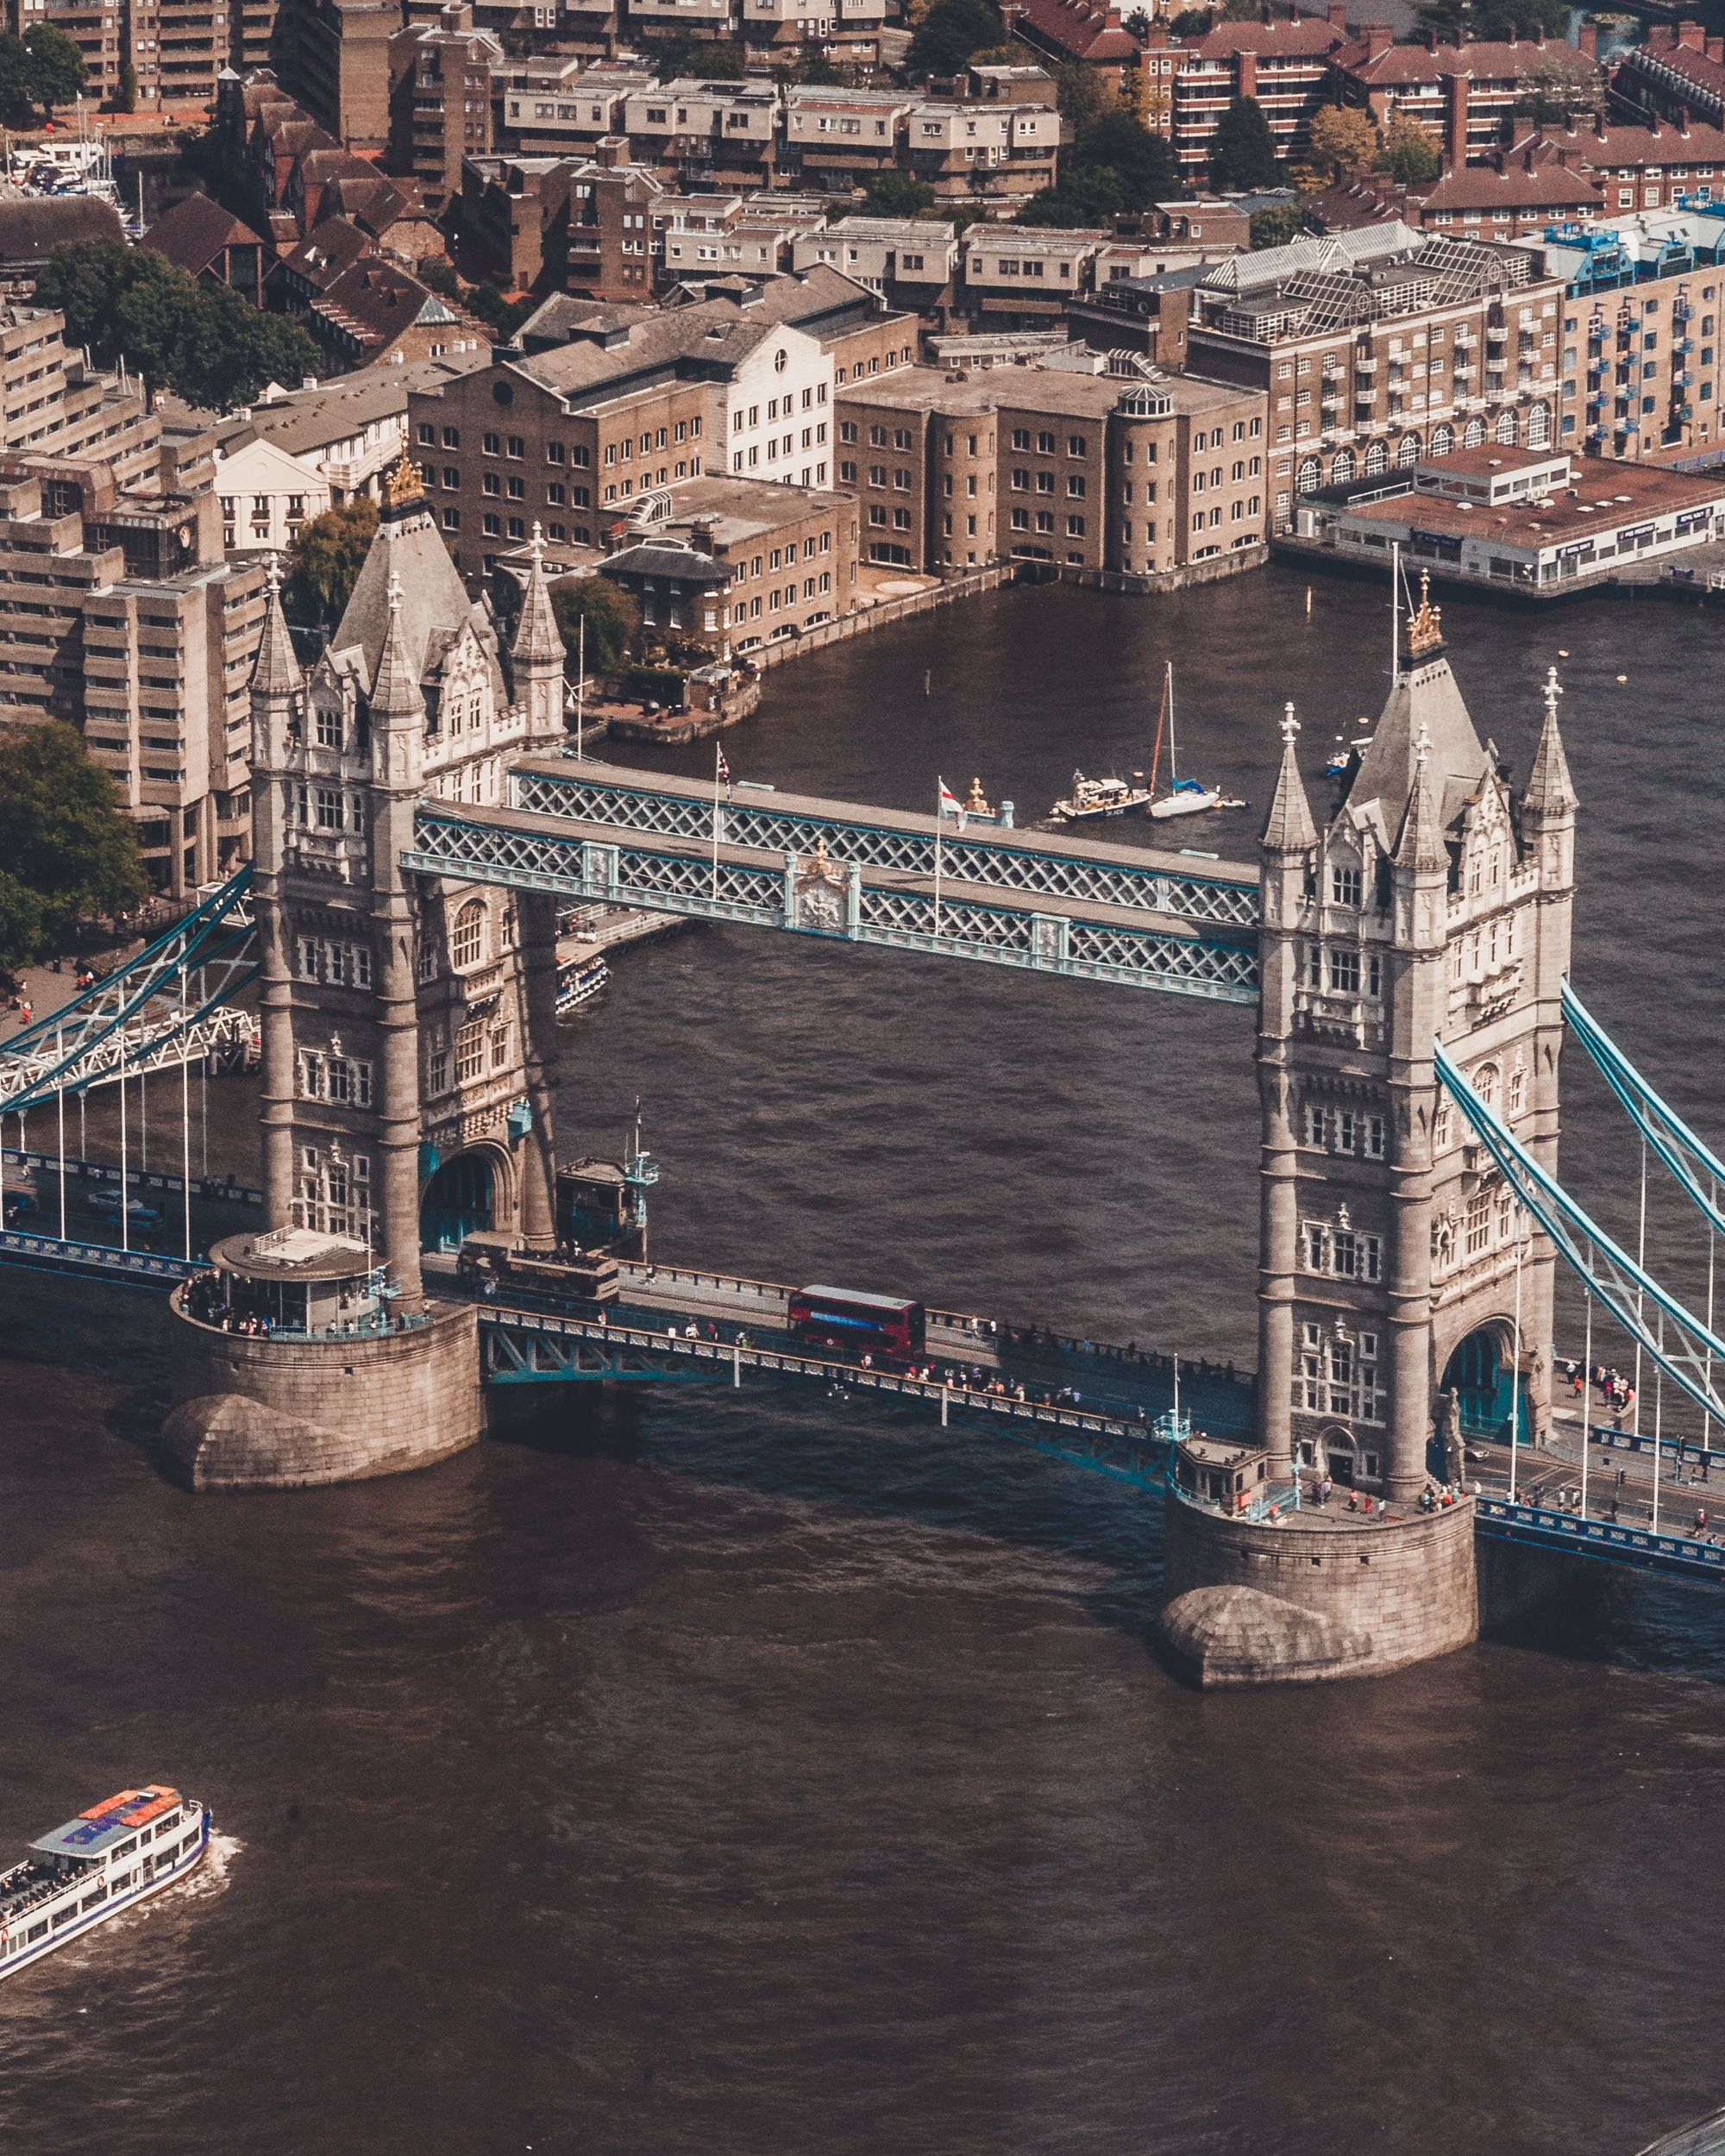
top-left (1524, 665), bottom-right (1578, 818)
top-left (331, 451), bottom-right (496, 699)
top-left (1342, 580), bottom-right (1485, 846)
top-left (512, 523), bottom-right (564, 670)
top-left (253, 556), bottom-right (302, 698)
top-left (1262, 701), bottom-right (1317, 852)
top-left (1394, 720), bottom-right (1448, 875)
top-left (369, 570), bottom-right (424, 721)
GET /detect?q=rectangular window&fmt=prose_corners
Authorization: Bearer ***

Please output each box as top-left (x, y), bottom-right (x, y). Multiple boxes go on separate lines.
top-left (455, 1021), bottom-right (485, 1084)
top-left (1327, 948), bottom-right (1360, 993)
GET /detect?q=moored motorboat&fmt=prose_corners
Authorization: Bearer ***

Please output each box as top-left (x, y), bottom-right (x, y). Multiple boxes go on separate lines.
top-left (1051, 769), bottom-right (1151, 821)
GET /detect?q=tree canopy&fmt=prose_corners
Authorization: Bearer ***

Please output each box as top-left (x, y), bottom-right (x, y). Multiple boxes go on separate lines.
top-left (1022, 107), bottom-right (1182, 225)
top-left (1414, 0), bottom-right (1570, 39)
top-left (1208, 95), bottom-right (1281, 191)
top-left (465, 280), bottom-right (536, 345)
top-left (0, 722), bottom-right (144, 967)
top-left (285, 499), bottom-right (378, 629)
top-left (906, 0), bottom-right (1001, 77)
top-left (1308, 103), bottom-right (1380, 181)
top-left (554, 576), bottom-right (641, 675)
top-left (0, 24), bottom-right (85, 123)
top-left (1250, 202), bottom-right (1318, 249)
top-left (862, 172), bottom-right (937, 218)
top-left (35, 239), bottom-right (320, 411)
top-left (1379, 113), bottom-right (1442, 183)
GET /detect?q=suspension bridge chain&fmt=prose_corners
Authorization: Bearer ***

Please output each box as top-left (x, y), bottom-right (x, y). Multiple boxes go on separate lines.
top-left (1563, 981), bottom-right (1725, 1240)
top-left (1434, 1042), bottom-right (1725, 1426)
top-left (0, 868), bottom-right (259, 1117)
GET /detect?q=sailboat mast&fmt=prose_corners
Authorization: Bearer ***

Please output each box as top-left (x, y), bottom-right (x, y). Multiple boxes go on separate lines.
top-left (1167, 663), bottom-right (1180, 787)
top-left (1149, 661), bottom-right (1170, 797)
top-left (1390, 539), bottom-right (1401, 682)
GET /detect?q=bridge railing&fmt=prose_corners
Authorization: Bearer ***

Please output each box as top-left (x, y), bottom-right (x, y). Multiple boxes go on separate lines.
top-left (1475, 1494), bottom-right (1725, 1580)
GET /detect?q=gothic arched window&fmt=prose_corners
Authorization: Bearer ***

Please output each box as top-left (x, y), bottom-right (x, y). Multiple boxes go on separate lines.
top-left (450, 900), bottom-right (487, 970)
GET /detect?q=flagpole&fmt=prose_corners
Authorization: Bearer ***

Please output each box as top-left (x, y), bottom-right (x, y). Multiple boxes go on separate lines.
top-left (712, 740), bottom-right (722, 900)
top-left (933, 782), bottom-right (943, 940)
top-left (576, 613), bottom-right (586, 761)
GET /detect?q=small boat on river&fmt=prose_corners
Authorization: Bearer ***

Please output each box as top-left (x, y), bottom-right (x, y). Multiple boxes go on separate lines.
top-left (1051, 769), bottom-right (1151, 822)
top-left (0, 1786), bottom-right (210, 1981)
top-left (1147, 663), bottom-right (1245, 822)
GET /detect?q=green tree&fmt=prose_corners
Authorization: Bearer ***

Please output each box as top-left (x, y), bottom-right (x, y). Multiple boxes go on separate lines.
top-left (1466, 0), bottom-right (1569, 35)
top-left (906, 0), bottom-right (1001, 77)
top-left (0, 34), bottom-right (36, 122)
top-left (117, 59), bottom-right (137, 111)
top-left (554, 576), bottom-right (641, 674)
top-left (0, 723), bottom-right (145, 953)
top-left (1250, 201), bottom-right (1318, 248)
top-left (465, 281), bottom-right (536, 343)
top-left (1208, 95), bottom-right (1280, 191)
top-left (644, 32), bottom-right (745, 78)
top-left (34, 238), bottom-right (319, 408)
top-left (285, 499), bottom-right (378, 629)
top-left (0, 869), bottom-right (45, 975)
top-left (1377, 113), bottom-right (1442, 184)
top-left (862, 172), bottom-right (937, 217)
top-left (417, 256), bottom-right (460, 299)
top-left (22, 23), bottom-right (85, 117)
top-left (1052, 59), bottom-right (1109, 127)
top-left (1020, 107), bottom-right (1180, 225)
top-left (1308, 102), bottom-right (1380, 180)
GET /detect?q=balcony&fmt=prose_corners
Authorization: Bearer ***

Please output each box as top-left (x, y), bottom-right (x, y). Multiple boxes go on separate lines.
top-left (1486, 322), bottom-right (1508, 343)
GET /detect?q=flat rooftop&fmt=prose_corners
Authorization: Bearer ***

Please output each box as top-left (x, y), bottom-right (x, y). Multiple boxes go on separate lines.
top-left (1342, 458), bottom-right (1725, 548)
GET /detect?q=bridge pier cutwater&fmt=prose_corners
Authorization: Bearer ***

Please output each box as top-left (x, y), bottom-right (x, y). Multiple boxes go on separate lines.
top-left (147, 473), bottom-right (1597, 1679)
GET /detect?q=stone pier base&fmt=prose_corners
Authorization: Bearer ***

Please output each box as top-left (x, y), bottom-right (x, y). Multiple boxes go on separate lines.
top-left (162, 1299), bottom-right (486, 1489)
top-left (1159, 1493), bottom-right (1480, 1687)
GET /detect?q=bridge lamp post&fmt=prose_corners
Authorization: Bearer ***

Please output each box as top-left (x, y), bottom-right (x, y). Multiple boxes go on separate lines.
top-left (56, 1028), bottom-right (66, 1244)
top-left (1509, 1223), bottom-right (1524, 1506)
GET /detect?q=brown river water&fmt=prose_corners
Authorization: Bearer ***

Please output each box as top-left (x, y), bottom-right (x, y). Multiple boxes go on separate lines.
top-left (1, 568), bottom-right (1722, 2156)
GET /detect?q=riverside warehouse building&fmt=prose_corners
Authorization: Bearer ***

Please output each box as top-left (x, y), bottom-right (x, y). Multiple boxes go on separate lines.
top-left (1289, 440), bottom-right (1725, 590)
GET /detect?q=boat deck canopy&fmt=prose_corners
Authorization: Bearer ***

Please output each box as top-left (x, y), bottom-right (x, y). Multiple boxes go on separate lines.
top-left (31, 1785), bottom-right (180, 1860)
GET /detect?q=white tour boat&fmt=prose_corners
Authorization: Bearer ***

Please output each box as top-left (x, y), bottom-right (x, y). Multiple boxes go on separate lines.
top-left (0, 1785), bottom-right (210, 1980)
top-left (1051, 768), bottom-right (1151, 822)
top-left (1147, 662), bottom-right (1245, 822)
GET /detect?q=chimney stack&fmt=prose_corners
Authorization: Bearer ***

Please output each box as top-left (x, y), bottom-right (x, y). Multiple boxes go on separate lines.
top-left (1577, 22), bottom-right (1596, 55)
top-left (1678, 19), bottom-right (1704, 50)
top-left (1365, 22), bottom-right (1390, 57)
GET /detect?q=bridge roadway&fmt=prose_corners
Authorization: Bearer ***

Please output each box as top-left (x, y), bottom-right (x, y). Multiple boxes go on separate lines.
top-left (403, 759), bottom-right (1264, 1005)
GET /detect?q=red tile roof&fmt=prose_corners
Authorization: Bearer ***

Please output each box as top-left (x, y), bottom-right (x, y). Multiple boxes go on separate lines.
top-left (1337, 33), bottom-right (1585, 83)
top-left (1186, 16), bottom-right (1346, 59)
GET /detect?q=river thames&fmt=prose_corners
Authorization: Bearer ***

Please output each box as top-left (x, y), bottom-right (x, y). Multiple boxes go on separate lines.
top-left (2, 567), bottom-right (1722, 2156)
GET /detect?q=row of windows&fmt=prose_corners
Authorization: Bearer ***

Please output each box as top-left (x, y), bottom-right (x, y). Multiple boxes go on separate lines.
top-left (732, 387), bottom-right (823, 430)
top-left (295, 936), bottom-right (372, 989)
top-left (1304, 943), bottom-right (1383, 998)
top-left (1302, 1105), bottom-right (1387, 1159)
top-left (1302, 1221), bottom-right (1383, 1282)
top-left (298, 1050), bottom-right (374, 1107)
top-left (1297, 1321), bottom-right (1383, 1425)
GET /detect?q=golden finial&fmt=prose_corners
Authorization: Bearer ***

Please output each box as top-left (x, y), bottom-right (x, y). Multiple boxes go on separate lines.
top-left (1406, 567), bottom-right (1443, 658)
top-left (383, 451), bottom-right (424, 508)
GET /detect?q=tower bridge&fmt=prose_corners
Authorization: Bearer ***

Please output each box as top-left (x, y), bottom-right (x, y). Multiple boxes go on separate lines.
top-left (5, 458), bottom-right (1722, 1687)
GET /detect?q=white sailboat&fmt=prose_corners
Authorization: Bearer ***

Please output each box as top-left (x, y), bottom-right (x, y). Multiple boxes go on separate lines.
top-left (1147, 662), bottom-right (1244, 822)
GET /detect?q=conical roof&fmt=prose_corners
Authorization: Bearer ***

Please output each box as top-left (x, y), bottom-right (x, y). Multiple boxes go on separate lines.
top-left (1394, 726), bottom-right (1448, 875)
top-left (1344, 649), bottom-right (1485, 845)
top-left (252, 562), bottom-right (302, 698)
top-left (1261, 703), bottom-right (1316, 852)
top-left (369, 572), bottom-right (423, 721)
top-left (512, 526), bottom-right (564, 670)
top-left (331, 473), bottom-right (486, 697)
top-left (1524, 666), bottom-right (1578, 818)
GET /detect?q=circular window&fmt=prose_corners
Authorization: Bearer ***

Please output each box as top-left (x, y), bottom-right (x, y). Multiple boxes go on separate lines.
top-left (492, 380), bottom-right (514, 405)
top-left (774, 348), bottom-right (787, 373)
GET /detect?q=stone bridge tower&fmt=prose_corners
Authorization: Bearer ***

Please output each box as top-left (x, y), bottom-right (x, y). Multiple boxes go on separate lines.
top-left (1256, 586), bottom-right (1577, 1501)
top-left (1163, 586), bottom-right (1577, 1685)
top-left (249, 459), bottom-right (571, 1305)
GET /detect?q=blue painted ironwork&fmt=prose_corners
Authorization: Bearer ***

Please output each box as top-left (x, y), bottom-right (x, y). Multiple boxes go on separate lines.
top-left (1475, 1495), bottom-right (1725, 1583)
top-left (0, 868), bottom-right (259, 1115)
top-left (1563, 983), bottom-right (1725, 1239)
top-left (480, 1307), bottom-right (1170, 1489)
top-left (1434, 1043), bottom-right (1725, 1424)
top-left (0, 1230), bottom-right (207, 1288)
top-left (511, 761), bottom-right (1262, 933)
top-left (405, 805), bottom-right (1261, 1004)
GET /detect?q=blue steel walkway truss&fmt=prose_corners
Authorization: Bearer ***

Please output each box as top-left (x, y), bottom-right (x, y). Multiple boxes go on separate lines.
top-left (403, 760), bottom-right (1262, 1006)
top-left (0, 868), bottom-right (259, 1117)
top-left (1563, 982), bottom-right (1725, 1239)
top-left (1434, 1042), bottom-right (1725, 1425)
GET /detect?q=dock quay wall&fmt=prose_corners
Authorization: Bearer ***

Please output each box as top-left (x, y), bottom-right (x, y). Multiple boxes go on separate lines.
top-left (162, 1299), bottom-right (484, 1489)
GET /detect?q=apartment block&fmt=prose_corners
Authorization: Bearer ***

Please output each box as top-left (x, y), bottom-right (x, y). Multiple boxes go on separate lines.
top-left (957, 225), bottom-right (1112, 329)
top-left (1180, 223), bottom-right (1563, 529)
top-left (659, 193), bottom-right (828, 287)
top-left (836, 361), bottom-right (1269, 583)
top-left (1614, 22), bottom-right (1725, 131)
top-left (273, 0), bottom-right (398, 151)
top-left (491, 60), bottom-right (654, 160)
top-left (1170, 10), bottom-right (1350, 182)
top-left (793, 216), bottom-right (960, 316)
top-left (388, 3), bottom-right (504, 206)
top-left (1515, 204), bottom-right (1725, 458)
top-left (1333, 25), bottom-right (1601, 168)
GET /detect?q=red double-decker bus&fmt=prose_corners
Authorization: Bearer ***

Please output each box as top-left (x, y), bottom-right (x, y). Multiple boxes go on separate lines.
top-left (787, 1285), bottom-right (926, 1364)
